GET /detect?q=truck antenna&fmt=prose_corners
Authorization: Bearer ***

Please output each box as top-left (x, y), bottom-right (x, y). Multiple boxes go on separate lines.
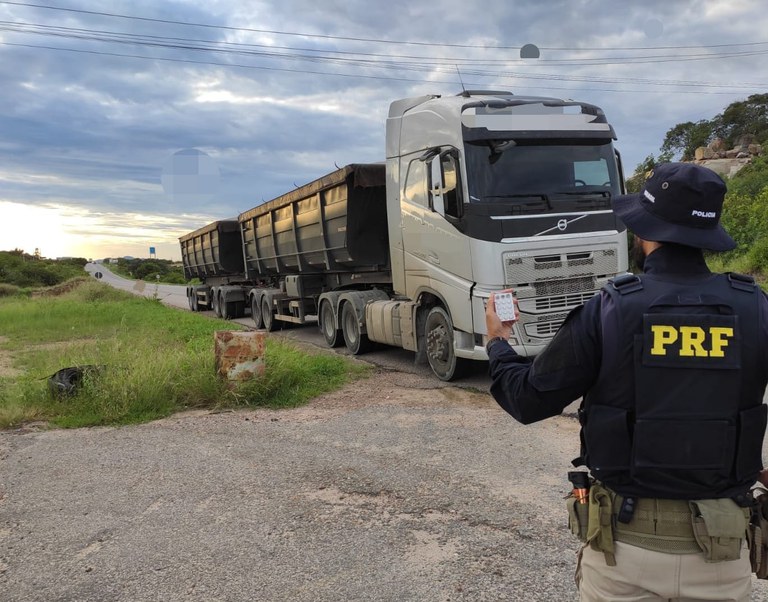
top-left (456, 65), bottom-right (468, 96)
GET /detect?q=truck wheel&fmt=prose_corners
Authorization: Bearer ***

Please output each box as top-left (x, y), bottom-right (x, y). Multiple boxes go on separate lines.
top-left (251, 296), bottom-right (264, 329)
top-left (212, 291), bottom-right (222, 317)
top-left (341, 302), bottom-right (372, 355)
top-left (188, 290), bottom-right (197, 312)
top-left (319, 301), bottom-right (342, 347)
top-left (425, 306), bottom-right (468, 381)
top-left (262, 297), bottom-right (278, 332)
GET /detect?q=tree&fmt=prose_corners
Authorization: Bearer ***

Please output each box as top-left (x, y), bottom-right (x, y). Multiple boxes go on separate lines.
top-left (712, 93), bottom-right (768, 147)
top-left (660, 120), bottom-right (713, 161)
top-left (625, 154), bottom-right (668, 193)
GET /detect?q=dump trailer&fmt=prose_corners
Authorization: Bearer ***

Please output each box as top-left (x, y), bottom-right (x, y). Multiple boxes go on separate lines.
top-left (181, 90), bottom-right (629, 381)
top-left (180, 219), bottom-right (247, 318)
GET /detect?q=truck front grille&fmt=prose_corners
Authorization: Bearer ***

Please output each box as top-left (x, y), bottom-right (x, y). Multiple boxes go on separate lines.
top-left (535, 291), bottom-right (597, 311)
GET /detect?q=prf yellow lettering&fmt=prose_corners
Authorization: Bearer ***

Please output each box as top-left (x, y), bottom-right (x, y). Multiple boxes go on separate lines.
top-left (650, 324), bottom-right (734, 357)
top-left (709, 327), bottom-right (734, 357)
top-left (650, 325), bottom-right (677, 355)
top-left (679, 326), bottom-right (706, 357)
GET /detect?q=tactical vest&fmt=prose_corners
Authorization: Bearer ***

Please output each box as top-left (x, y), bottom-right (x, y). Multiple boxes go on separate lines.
top-left (579, 272), bottom-right (767, 500)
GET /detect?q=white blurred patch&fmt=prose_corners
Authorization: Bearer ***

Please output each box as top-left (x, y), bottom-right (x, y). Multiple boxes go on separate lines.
top-left (643, 18), bottom-right (664, 39)
top-left (161, 149), bottom-right (219, 204)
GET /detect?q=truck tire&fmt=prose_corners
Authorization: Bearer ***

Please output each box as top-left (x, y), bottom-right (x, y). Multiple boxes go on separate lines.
top-left (262, 297), bottom-right (278, 332)
top-left (188, 290), bottom-right (197, 312)
top-left (251, 295), bottom-right (264, 329)
top-left (341, 302), bottom-right (373, 355)
top-left (425, 306), bottom-right (468, 381)
top-left (319, 300), bottom-right (342, 347)
top-left (212, 291), bottom-right (222, 318)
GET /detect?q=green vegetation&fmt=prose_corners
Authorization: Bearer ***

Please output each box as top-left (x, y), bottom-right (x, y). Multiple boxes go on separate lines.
top-left (0, 249), bottom-right (88, 290)
top-left (627, 96), bottom-right (768, 280)
top-left (0, 280), bottom-right (369, 429)
top-left (660, 93), bottom-right (768, 161)
top-left (110, 257), bottom-right (188, 284)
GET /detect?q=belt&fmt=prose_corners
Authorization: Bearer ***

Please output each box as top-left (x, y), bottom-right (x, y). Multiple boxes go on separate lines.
top-left (611, 494), bottom-right (701, 554)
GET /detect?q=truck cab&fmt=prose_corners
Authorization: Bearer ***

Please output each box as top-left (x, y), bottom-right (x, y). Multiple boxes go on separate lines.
top-left (376, 91), bottom-right (627, 379)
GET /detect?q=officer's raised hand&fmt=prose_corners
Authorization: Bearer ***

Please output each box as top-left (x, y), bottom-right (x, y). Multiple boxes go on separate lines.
top-left (486, 290), bottom-right (518, 342)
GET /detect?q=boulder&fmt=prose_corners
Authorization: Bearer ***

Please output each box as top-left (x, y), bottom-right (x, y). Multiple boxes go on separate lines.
top-left (709, 138), bottom-right (727, 153)
top-left (748, 143), bottom-right (763, 156)
top-left (695, 146), bottom-right (715, 160)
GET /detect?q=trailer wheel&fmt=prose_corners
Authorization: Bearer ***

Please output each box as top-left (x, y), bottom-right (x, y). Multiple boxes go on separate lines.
top-left (187, 290), bottom-right (198, 312)
top-left (251, 295), bottom-right (264, 329)
top-left (262, 297), bottom-right (278, 332)
top-left (425, 306), bottom-right (468, 381)
top-left (341, 302), bottom-right (372, 355)
top-left (212, 291), bottom-right (222, 317)
top-left (319, 301), bottom-right (341, 347)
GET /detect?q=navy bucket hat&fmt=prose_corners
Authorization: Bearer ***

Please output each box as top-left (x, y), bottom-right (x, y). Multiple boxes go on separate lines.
top-left (612, 162), bottom-right (736, 252)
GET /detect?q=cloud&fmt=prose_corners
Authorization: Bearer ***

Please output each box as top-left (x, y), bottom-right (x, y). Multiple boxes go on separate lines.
top-left (1, 0), bottom-right (767, 259)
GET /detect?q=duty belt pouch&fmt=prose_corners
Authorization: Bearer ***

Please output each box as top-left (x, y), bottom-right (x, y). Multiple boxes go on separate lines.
top-left (586, 485), bottom-right (616, 566)
top-left (749, 487), bottom-right (768, 578)
top-left (567, 496), bottom-right (589, 542)
top-left (689, 499), bottom-right (749, 563)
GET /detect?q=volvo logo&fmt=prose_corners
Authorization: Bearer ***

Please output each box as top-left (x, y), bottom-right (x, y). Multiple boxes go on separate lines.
top-left (533, 213), bottom-right (590, 237)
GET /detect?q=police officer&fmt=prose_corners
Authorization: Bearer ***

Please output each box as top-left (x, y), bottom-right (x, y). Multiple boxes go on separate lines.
top-left (485, 162), bottom-right (768, 601)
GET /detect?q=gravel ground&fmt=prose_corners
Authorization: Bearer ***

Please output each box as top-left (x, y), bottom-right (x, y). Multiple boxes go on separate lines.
top-left (2, 367), bottom-right (768, 601)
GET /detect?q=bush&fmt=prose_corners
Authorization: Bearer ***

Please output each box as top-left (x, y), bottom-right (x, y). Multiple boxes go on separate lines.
top-left (726, 155), bottom-right (768, 198)
top-left (721, 189), bottom-right (768, 253)
top-left (0, 283), bottom-right (20, 297)
top-left (0, 251), bottom-right (86, 288)
top-left (744, 237), bottom-right (768, 275)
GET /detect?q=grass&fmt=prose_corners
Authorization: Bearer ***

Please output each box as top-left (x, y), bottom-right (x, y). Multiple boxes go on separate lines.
top-left (0, 279), bottom-right (370, 429)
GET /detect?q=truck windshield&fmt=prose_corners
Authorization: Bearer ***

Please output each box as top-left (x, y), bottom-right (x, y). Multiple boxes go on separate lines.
top-left (464, 140), bottom-right (621, 209)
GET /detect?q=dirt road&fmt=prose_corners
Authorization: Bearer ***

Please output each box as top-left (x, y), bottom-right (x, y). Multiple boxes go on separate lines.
top-left (3, 365), bottom-right (768, 602)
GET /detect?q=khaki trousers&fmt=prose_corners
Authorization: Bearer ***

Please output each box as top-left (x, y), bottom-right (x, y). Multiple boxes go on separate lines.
top-left (578, 541), bottom-right (752, 602)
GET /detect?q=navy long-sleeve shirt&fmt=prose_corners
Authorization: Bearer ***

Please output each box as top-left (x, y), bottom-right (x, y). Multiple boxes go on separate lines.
top-left (488, 244), bottom-right (768, 424)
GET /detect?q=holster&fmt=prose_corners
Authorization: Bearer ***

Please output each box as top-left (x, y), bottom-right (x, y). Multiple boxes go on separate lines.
top-left (749, 486), bottom-right (768, 578)
top-left (567, 496), bottom-right (589, 543)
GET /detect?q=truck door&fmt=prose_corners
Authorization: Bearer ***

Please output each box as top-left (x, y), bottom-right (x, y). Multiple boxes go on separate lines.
top-left (401, 147), bottom-right (473, 333)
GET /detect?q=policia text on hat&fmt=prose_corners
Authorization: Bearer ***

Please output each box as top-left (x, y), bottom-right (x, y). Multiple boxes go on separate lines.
top-left (485, 163), bottom-right (768, 601)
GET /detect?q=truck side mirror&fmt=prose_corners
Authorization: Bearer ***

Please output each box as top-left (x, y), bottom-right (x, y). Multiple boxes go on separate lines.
top-left (429, 159), bottom-right (446, 215)
top-left (427, 149), bottom-right (463, 219)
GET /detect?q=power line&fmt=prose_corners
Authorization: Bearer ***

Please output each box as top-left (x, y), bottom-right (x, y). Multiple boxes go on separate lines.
top-left (2, 20), bottom-right (768, 90)
top-left (1, 41), bottom-right (757, 96)
top-left (4, 19), bottom-right (768, 70)
top-left (2, 0), bottom-right (767, 55)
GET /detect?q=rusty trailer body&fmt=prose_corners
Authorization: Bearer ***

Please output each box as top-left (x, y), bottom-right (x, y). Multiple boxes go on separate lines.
top-left (238, 163), bottom-right (389, 279)
top-left (179, 219), bottom-right (244, 282)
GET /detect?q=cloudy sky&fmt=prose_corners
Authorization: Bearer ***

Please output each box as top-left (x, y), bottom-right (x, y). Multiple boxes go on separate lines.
top-left (1, 0), bottom-right (767, 260)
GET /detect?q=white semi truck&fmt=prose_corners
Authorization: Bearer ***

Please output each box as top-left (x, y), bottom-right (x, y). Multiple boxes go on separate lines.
top-left (180, 91), bottom-right (628, 380)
